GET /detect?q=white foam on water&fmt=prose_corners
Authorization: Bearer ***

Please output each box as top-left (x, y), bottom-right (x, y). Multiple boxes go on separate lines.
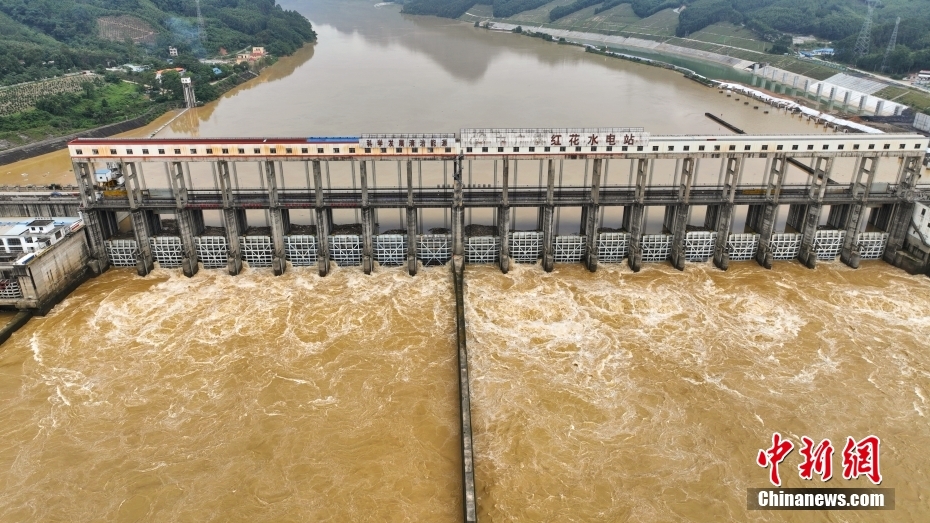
top-left (466, 262), bottom-right (930, 522)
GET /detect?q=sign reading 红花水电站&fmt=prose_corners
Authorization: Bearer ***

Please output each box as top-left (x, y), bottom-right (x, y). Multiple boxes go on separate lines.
top-left (359, 134), bottom-right (455, 149)
top-left (460, 128), bottom-right (650, 148)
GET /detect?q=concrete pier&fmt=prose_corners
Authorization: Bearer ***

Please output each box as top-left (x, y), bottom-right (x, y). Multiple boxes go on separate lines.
top-left (752, 154), bottom-right (786, 269)
top-left (312, 160), bottom-right (331, 276)
top-left (883, 157), bottom-right (923, 266)
top-left (129, 210), bottom-right (155, 276)
top-left (796, 157), bottom-right (832, 269)
top-left (499, 159), bottom-right (511, 274)
top-left (263, 160), bottom-right (288, 275)
top-left (360, 161), bottom-right (373, 275)
top-left (582, 159), bottom-right (602, 272)
top-left (668, 157), bottom-right (695, 271)
top-left (222, 208), bottom-right (246, 275)
top-left (625, 159), bottom-right (648, 272)
top-left (82, 210), bottom-right (112, 275)
top-left (710, 156), bottom-right (742, 270)
top-left (406, 207), bottom-right (418, 276)
top-left (177, 208), bottom-right (202, 277)
top-left (541, 159), bottom-right (556, 272)
top-left (840, 156), bottom-right (879, 268)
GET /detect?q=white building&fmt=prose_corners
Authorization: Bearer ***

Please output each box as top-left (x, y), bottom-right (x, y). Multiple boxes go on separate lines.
top-left (0, 217), bottom-right (83, 255)
top-left (168, 46), bottom-right (178, 57)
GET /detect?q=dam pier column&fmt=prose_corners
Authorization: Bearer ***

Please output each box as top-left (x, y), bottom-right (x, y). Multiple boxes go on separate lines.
top-left (360, 161), bottom-right (374, 275)
top-left (883, 157), bottom-right (923, 268)
top-left (75, 161), bottom-right (111, 275)
top-left (312, 160), bottom-right (331, 277)
top-left (129, 211), bottom-right (155, 276)
top-left (541, 159), bottom-right (556, 272)
top-left (122, 161), bottom-right (155, 276)
top-left (452, 155), bottom-right (465, 273)
top-left (711, 155), bottom-right (742, 271)
top-left (840, 156), bottom-right (879, 268)
top-left (625, 159), bottom-right (648, 272)
top-left (264, 161), bottom-right (288, 276)
top-left (797, 157), bottom-right (833, 269)
top-left (406, 160), bottom-right (418, 276)
top-left (499, 159), bottom-right (511, 274)
top-left (168, 161), bottom-right (200, 277)
top-left (669, 158), bottom-right (695, 271)
top-left (753, 154), bottom-right (786, 269)
top-left (582, 159), bottom-right (602, 272)
top-left (217, 161), bottom-right (244, 275)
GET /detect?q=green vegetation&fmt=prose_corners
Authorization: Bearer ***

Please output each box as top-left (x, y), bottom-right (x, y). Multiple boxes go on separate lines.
top-left (0, 0), bottom-right (315, 86)
top-left (448, 0), bottom-right (930, 76)
top-left (549, 0), bottom-right (600, 21)
top-left (0, 77), bottom-right (152, 148)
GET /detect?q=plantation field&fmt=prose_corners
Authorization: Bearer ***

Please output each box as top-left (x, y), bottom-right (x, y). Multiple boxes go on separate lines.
top-left (0, 80), bottom-right (150, 151)
top-left (874, 85), bottom-right (930, 114)
top-left (0, 74), bottom-right (99, 117)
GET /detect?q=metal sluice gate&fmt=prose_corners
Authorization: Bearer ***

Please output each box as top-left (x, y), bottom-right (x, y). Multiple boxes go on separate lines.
top-left (104, 231), bottom-right (893, 269)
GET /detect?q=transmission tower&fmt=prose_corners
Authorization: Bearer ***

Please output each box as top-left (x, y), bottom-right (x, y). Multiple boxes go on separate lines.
top-left (880, 17), bottom-right (900, 73)
top-left (195, 0), bottom-right (206, 46)
top-left (854, 0), bottom-right (878, 57)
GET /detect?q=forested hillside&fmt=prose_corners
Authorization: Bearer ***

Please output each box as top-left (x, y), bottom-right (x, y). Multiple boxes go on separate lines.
top-left (401, 0), bottom-right (930, 74)
top-left (0, 0), bottom-right (316, 86)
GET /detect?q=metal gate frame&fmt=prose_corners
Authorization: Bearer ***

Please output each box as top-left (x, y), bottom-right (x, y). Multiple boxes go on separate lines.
top-left (641, 234), bottom-right (672, 262)
top-left (150, 236), bottom-right (183, 268)
top-left (418, 234), bottom-right (452, 265)
top-left (685, 231), bottom-right (716, 262)
top-left (0, 278), bottom-right (22, 299)
top-left (727, 233), bottom-right (759, 261)
top-left (510, 232), bottom-right (542, 264)
top-left (374, 234), bottom-right (406, 266)
top-left (769, 233), bottom-right (802, 260)
top-left (466, 236), bottom-right (500, 264)
top-left (195, 236), bottom-right (228, 269)
top-left (285, 235), bottom-right (318, 266)
top-left (553, 236), bottom-right (585, 263)
top-left (856, 232), bottom-right (888, 260)
top-left (106, 239), bottom-right (138, 267)
top-left (814, 230), bottom-right (846, 260)
top-left (241, 236), bottom-right (273, 268)
top-left (330, 235), bottom-right (362, 266)
top-left (597, 233), bottom-right (629, 263)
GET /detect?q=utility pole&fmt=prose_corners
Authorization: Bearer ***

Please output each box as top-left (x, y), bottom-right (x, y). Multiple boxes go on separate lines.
top-left (195, 0), bottom-right (206, 47)
top-left (854, 0), bottom-right (877, 58)
top-left (880, 17), bottom-right (900, 73)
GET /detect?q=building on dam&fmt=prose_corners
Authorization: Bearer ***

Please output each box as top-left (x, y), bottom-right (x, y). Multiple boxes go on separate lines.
top-left (0, 216), bottom-right (92, 313)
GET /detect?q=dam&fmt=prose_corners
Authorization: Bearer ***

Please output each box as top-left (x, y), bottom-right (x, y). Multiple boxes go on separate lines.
top-left (59, 129), bottom-right (930, 281)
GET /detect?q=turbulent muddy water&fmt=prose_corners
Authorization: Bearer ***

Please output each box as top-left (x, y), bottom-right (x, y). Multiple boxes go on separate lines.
top-left (466, 262), bottom-right (930, 522)
top-left (0, 267), bottom-right (460, 522)
top-left (1, 0), bottom-right (929, 521)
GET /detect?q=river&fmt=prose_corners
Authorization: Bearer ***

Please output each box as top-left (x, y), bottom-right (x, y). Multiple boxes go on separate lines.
top-left (0, 0), bottom-right (928, 521)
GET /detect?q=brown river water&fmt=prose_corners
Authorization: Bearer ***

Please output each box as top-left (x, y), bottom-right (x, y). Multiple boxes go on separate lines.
top-left (1, 0), bottom-right (929, 521)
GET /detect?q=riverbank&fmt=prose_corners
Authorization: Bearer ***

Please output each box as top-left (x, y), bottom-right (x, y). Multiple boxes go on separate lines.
top-left (0, 62), bottom-right (277, 166)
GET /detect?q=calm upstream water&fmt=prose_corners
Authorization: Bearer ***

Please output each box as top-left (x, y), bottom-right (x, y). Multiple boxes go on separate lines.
top-left (1, 0), bottom-right (929, 521)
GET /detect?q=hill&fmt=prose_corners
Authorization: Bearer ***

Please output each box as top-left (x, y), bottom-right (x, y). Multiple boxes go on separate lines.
top-left (0, 0), bottom-right (316, 86)
top-left (402, 0), bottom-right (930, 74)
